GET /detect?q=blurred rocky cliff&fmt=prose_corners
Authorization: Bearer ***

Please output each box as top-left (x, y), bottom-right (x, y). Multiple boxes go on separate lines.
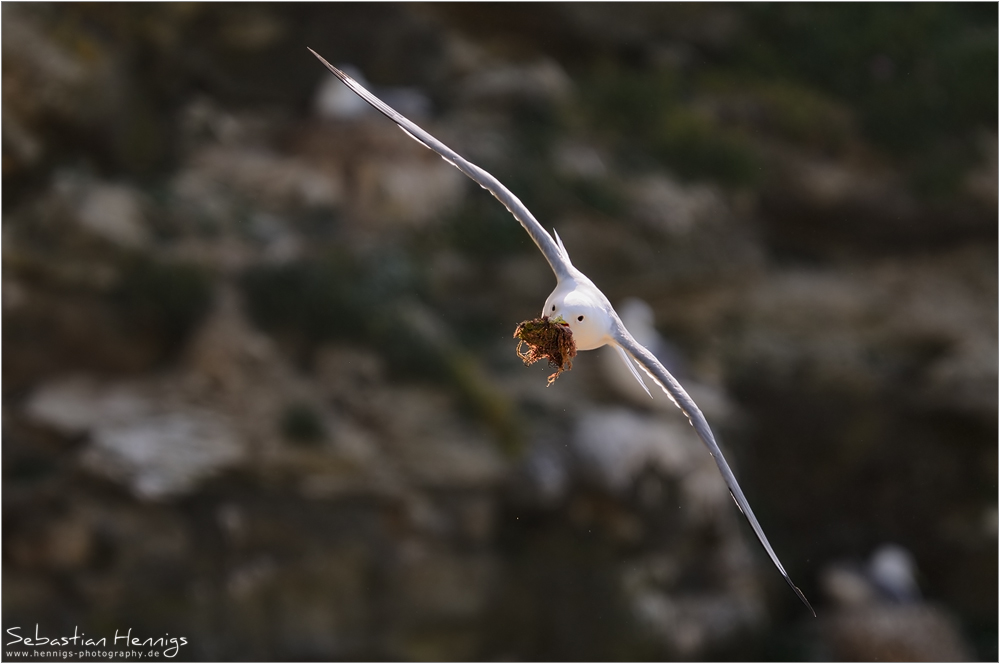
top-left (3, 4), bottom-right (996, 661)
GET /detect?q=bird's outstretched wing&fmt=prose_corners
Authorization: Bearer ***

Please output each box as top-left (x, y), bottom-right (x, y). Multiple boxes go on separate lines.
top-left (613, 328), bottom-right (816, 616)
top-left (308, 48), bottom-right (572, 282)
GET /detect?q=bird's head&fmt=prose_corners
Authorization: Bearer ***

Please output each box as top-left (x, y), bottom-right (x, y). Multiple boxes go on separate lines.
top-left (542, 282), bottom-right (613, 351)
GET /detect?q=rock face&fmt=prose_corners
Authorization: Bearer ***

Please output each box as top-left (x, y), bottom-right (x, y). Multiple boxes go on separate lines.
top-left (3, 4), bottom-right (995, 662)
top-left (27, 377), bottom-right (245, 499)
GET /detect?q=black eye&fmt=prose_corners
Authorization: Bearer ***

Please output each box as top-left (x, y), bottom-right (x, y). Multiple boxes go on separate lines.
top-left (577, 315), bottom-right (584, 321)
top-left (551, 305), bottom-right (556, 311)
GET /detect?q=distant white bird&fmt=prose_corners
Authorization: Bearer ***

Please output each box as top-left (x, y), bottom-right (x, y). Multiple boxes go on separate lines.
top-left (868, 544), bottom-right (921, 604)
top-left (819, 544), bottom-right (971, 661)
top-left (309, 48), bottom-right (814, 616)
top-left (822, 544), bottom-right (921, 609)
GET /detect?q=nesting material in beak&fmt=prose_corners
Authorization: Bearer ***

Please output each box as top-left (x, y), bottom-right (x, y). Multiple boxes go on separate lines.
top-left (513, 315), bottom-right (577, 386)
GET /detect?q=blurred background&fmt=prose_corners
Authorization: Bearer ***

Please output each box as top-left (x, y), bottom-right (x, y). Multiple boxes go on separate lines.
top-left (3, 3), bottom-right (996, 661)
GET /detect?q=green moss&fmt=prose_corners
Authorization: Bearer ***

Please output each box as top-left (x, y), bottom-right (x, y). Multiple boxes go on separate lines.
top-left (111, 259), bottom-right (213, 355)
top-left (580, 66), bottom-right (682, 138)
top-left (908, 137), bottom-right (981, 200)
top-left (240, 258), bottom-right (521, 449)
top-left (280, 402), bottom-right (326, 445)
top-left (701, 75), bottom-right (856, 153)
top-left (242, 256), bottom-right (423, 352)
top-left (443, 350), bottom-right (521, 455)
top-left (736, 4), bottom-right (997, 156)
top-left (567, 178), bottom-right (627, 217)
top-left (569, 5), bottom-right (995, 195)
top-left (652, 109), bottom-right (762, 187)
top-left (441, 198), bottom-right (532, 260)
top-left (577, 65), bottom-right (762, 186)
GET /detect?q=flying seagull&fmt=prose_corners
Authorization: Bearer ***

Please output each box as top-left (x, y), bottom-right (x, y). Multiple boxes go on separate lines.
top-left (309, 48), bottom-right (815, 616)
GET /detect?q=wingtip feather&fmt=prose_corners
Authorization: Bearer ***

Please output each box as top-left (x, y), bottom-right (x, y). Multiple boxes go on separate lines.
top-left (792, 582), bottom-right (817, 617)
top-left (308, 48), bottom-right (348, 81)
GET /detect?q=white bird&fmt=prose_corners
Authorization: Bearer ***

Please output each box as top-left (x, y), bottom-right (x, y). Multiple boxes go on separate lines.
top-left (868, 544), bottom-right (921, 604)
top-left (821, 544), bottom-right (921, 609)
top-left (309, 48), bottom-right (814, 616)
